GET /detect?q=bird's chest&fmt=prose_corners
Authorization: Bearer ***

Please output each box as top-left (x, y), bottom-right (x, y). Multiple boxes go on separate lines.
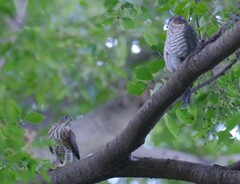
top-left (50, 127), bottom-right (69, 142)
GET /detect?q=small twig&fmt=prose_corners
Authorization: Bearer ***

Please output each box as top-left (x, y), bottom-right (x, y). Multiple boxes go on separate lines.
top-left (209, 13), bottom-right (239, 42)
top-left (206, 9), bottom-right (225, 26)
top-left (195, 14), bottom-right (201, 39)
top-left (217, 14), bottom-right (238, 33)
top-left (167, 51), bottom-right (239, 109)
top-left (191, 0), bottom-right (201, 39)
top-left (187, 13), bottom-right (192, 22)
top-left (192, 51), bottom-right (240, 93)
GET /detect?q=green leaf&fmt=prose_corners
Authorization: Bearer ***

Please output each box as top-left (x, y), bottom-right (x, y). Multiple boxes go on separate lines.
top-left (212, 5), bottom-right (222, 15)
top-left (158, 31), bottom-right (166, 42)
top-left (181, 6), bottom-right (190, 19)
top-left (205, 108), bottom-right (216, 119)
top-left (150, 82), bottom-right (161, 96)
top-left (25, 112), bottom-right (45, 124)
top-left (211, 93), bottom-right (219, 103)
top-left (151, 44), bottom-right (163, 53)
top-left (122, 17), bottom-right (135, 29)
top-left (199, 16), bottom-right (206, 27)
top-left (195, 2), bottom-right (207, 14)
top-left (102, 18), bottom-right (114, 26)
top-left (176, 108), bottom-right (195, 124)
top-left (121, 2), bottom-right (133, 9)
top-left (226, 113), bottom-right (240, 130)
top-left (104, 0), bottom-right (119, 10)
top-left (157, 0), bottom-right (170, 12)
top-left (0, 42), bottom-right (12, 55)
top-left (140, 6), bottom-right (150, 19)
top-left (78, 0), bottom-right (88, 7)
top-left (189, 105), bottom-right (197, 119)
top-left (143, 32), bottom-right (158, 46)
top-left (196, 92), bottom-right (208, 103)
top-left (147, 59), bottom-right (165, 74)
top-left (174, 0), bottom-right (189, 14)
top-left (129, 7), bottom-right (138, 16)
top-left (128, 81), bottom-right (147, 96)
top-left (135, 66), bottom-right (153, 80)
top-left (164, 113), bottom-right (179, 137)
top-left (217, 131), bottom-right (233, 145)
top-left (0, 1), bottom-right (15, 16)
top-left (157, 5), bottom-right (169, 12)
top-left (6, 99), bottom-right (21, 123)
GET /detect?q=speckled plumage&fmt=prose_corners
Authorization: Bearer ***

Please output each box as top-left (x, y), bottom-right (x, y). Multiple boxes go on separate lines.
top-left (48, 115), bottom-right (80, 167)
top-left (164, 15), bottom-right (199, 108)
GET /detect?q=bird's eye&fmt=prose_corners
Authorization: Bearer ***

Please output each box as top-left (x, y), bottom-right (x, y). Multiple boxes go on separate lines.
top-left (64, 115), bottom-right (69, 119)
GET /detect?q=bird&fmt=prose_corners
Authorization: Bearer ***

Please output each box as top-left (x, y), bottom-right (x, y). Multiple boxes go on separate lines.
top-left (164, 15), bottom-right (199, 108)
top-left (48, 115), bottom-right (80, 167)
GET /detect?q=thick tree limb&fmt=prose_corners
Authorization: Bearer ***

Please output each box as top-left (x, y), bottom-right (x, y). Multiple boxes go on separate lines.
top-left (114, 157), bottom-right (240, 184)
top-left (37, 19), bottom-right (240, 184)
top-left (40, 157), bottom-right (240, 184)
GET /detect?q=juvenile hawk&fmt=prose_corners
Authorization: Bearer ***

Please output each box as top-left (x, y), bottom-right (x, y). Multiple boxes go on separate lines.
top-left (164, 15), bottom-right (199, 108)
top-left (48, 115), bottom-right (80, 167)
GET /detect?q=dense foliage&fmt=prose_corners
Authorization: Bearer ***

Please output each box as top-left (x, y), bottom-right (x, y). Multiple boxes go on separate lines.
top-left (0, 0), bottom-right (239, 183)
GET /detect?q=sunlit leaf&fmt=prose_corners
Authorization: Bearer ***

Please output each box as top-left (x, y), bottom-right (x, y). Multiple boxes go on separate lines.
top-left (164, 113), bottom-right (179, 137)
top-left (140, 6), bottom-right (150, 19)
top-left (196, 92), bottom-right (209, 103)
top-left (143, 32), bottom-right (158, 46)
top-left (176, 108), bottom-right (195, 124)
top-left (217, 131), bottom-right (233, 145)
top-left (6, 99), bottom-right (21, 123)
top-left (25, 112), bottom-right (45, 124)
top-left (128, 81), bottom-right (147, 96)
top-left (122, 17), bottom-right (135, 29)
top-left (121, 2), bottom-right (133, 9)
top-left (158, 31), bottom-right (166, 42)
top-left (226, 113), bottom-right (240, 130)
top-left (103, 18), bottom-right (114, 26)
top-left (78, 0), bottom-right (88, 7)
top-left (0, 42), bottom-right (12, 55)
top-left (195, 2), bottom-right (207, 14)
top-left (205, 108), bottom-right (216, 119)
top-left (135, 66), bottom-right (153, 80)
top-left (150, 82), bottom-right (161, 96)
top-left (157, 5), bottom-right (169, 12)
top-left (212, 5), bottom-right (222, 15)
top-left (151, 44), bottom-right (163, 53)
top-left (0, 1), bottom-right (15, 15)
top-left (174, 0), bottom-right (189, 14)
top-left (147, 59), bottom-right (165, 74)
top-left (104, 0), bottom-right (118, 10)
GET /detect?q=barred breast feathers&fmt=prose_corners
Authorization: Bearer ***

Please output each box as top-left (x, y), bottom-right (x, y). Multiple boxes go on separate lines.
top-left (48, 123), bottom-right (70, 142)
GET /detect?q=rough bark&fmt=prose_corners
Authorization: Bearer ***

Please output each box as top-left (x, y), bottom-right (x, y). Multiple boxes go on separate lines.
top-left (36, 19), bottom-right (240, 184)
top-left (114, 158), bottom-right (240, 184)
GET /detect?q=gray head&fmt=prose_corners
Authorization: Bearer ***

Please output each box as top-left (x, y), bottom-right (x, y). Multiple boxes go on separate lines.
top-left (168, 15), bottom-right (187, 26)
top-left (57, 115), bottom-right (73, 126)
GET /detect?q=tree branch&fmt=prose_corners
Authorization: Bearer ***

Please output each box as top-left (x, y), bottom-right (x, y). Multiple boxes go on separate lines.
top-left (226, 160), bottom-right (240, 171)
top-left (113, 157), bottom-right (240, 184)
top-left (192, 51), bottom-right (240, 93)
top-left (36, 18), bottom-right (240, 184)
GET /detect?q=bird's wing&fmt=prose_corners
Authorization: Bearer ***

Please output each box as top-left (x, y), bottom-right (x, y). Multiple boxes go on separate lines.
top-left (185, 24), bottom-right (199, 52)
top-left (69, 130), bottom-right (80, 160)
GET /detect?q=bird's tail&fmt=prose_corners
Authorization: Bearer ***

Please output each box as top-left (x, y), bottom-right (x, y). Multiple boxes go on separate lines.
top-left (181, 86), bottom-right (192, 109)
